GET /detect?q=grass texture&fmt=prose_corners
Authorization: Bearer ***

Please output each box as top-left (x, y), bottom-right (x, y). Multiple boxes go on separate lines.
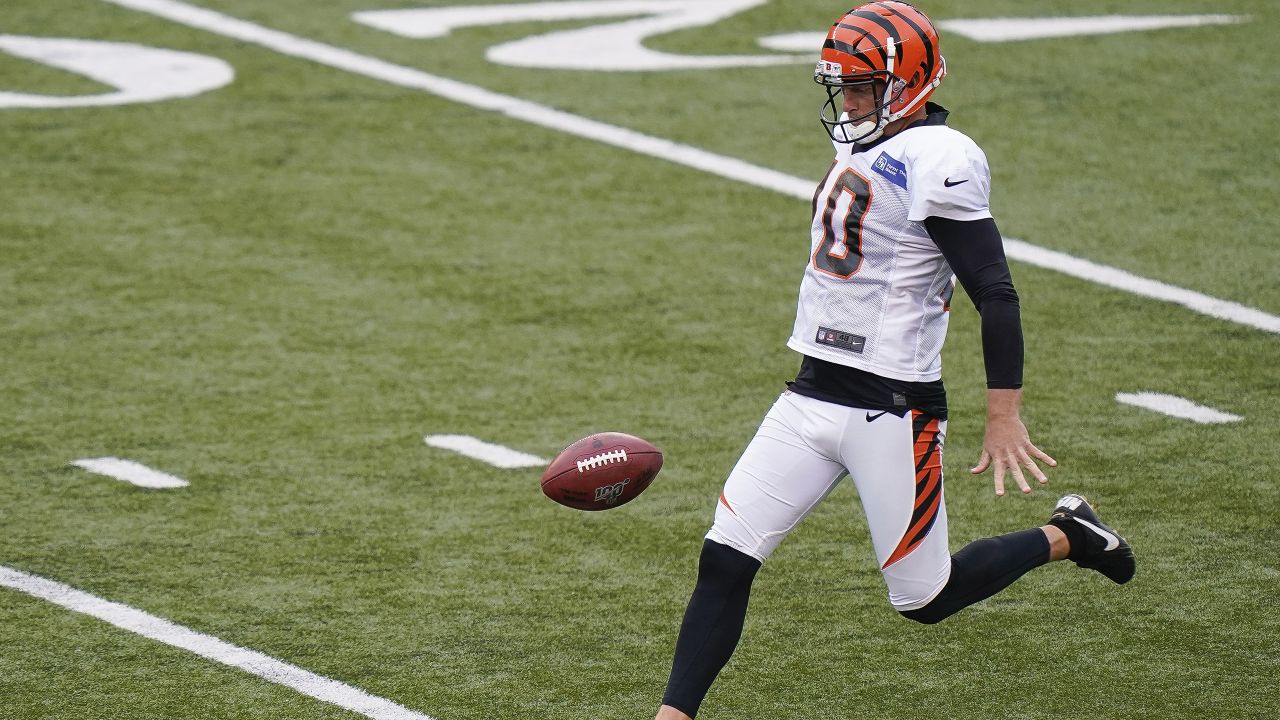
top-left (1, 1), bottom-right (1277, 718)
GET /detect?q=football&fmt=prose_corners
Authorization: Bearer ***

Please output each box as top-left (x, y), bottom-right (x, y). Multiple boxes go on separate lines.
top-left (541, 432), bottom-right (663, 511)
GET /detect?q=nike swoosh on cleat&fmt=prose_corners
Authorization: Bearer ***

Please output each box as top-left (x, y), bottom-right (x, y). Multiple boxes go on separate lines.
top-left (1072, 517), bottom-right (1120, 551)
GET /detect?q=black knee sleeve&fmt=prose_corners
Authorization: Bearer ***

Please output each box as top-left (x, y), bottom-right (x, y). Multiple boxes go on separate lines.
top-left (661, 539), bottom-right (761, 718)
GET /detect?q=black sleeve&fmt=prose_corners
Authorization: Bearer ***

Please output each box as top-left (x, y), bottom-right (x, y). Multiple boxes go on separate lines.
top-left (923, 216), bottom-right (1023, 389)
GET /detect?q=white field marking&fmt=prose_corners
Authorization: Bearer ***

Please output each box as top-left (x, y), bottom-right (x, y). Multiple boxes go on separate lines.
top-left (1116, 392), bottom-right (1243, 424)
top-left (424, 435), bottom-right (548, 469)
top-left (71, 457), bottom-right (189, 489)
top-left (0, 566), bottom-right (436, 720)
top-left (98, 0), bottom-right (1280, 335)
top-left (755, 32), bottom-right (824, 53)
top-left (98, 0), bottom-right (811, 198)
top-left (0, 35), bottom-right (232, 108)
top-left (757, 15), bottom-right (1246, 51)
top-left (1002, 240), bottom-right (1280, 334)
top-left (354, 1), bottom-right (807, 72)
top-left (939, 15), bottom-right (1245, 43)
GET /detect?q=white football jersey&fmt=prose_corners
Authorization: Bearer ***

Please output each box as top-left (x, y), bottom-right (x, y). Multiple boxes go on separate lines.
top-left (787, 120), bottom-right (993, 382)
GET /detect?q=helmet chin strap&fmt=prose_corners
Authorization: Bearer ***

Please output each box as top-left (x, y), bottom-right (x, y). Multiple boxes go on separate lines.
top-left (844, 117), bottom-right (883, 144)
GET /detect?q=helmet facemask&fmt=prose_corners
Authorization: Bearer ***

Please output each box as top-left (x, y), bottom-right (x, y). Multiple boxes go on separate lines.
top-left (817, 73), bottom-right (905, 145)
top-left (815, 37), bottom-right (903, 145)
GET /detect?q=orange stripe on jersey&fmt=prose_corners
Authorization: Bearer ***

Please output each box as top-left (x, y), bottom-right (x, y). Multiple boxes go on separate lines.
top-left (883, 411), bottom-right (943, 569)
top-left (719, 492), bottom-right (736, 515)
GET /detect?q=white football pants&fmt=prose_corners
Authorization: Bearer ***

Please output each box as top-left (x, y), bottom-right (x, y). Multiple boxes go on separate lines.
top-left (707, 391), bottom-right (951, 610)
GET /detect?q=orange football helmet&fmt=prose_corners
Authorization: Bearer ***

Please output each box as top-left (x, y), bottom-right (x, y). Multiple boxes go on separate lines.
top-left (815, 2), bottom-right (947, 144)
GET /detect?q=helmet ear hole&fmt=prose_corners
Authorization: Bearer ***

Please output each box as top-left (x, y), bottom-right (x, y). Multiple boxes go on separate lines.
top-left (890, 79), bottom-right (908, 103)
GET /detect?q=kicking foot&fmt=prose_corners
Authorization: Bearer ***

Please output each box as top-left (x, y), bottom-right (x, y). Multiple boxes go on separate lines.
top-left (1048, 494), bottom-right (1135, 584)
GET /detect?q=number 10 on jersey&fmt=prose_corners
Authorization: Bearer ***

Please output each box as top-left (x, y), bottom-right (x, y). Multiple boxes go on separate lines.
top-left (814, 169), bottom-right (872, 279)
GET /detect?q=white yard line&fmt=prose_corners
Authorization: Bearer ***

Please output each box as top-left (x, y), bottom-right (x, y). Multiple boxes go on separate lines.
top-left (71, 457), bottom-right (189, 489)
top-left (99, 0), bottom-right (809, 199)
top-left (938, 15), bottom-right (1245, 43)
top-left (0, 565), bottom-right (436, 720)
top-left (1003, 240), bottom-right (1280, 334)
top-left (762, 15), bottom-right (1247, 49)
top-left (424, 435), bottom-right (548, 469)
top-left (98, 0), bottom-right (1280, 335)
top-left (1115, 392), bottom-right (1243, 424)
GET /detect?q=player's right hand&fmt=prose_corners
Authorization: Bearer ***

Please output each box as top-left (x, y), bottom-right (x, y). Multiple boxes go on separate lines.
top-left (972, 391), bottom-right (1057, 496)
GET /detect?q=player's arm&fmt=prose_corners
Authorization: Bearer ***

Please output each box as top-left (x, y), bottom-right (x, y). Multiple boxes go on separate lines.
top-left (924, 216), bottom-right (1057, 496)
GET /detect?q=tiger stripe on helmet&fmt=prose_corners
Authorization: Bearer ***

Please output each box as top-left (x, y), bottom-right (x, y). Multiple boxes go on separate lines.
top-left (836, 11), bottom-right (901, 70)
top-left (823, 36), bottom-right (865, 60)
top-left (824, 38), bottom-right (885, 70)
top-left (846, 10), bottom-right (900, 39)
top-left (871, 2), bottom-right (937, 86)
top-left (829, 20), bottom-right (890, 66)
top-left (845, 26), bottom-right (889, 68)
top-left (815, 1), bottom-right (946, 144)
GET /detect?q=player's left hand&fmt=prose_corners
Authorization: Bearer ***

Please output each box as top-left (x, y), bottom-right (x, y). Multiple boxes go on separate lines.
top-left (970, 395), bottom-right (1057, 496)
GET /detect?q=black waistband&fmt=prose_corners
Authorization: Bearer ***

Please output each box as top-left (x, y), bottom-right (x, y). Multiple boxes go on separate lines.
top-left (788, 355), bottom-right (948, 420)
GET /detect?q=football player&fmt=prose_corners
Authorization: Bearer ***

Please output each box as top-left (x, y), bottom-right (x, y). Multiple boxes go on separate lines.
top-left (655, 3), bottom-right (1135, 719)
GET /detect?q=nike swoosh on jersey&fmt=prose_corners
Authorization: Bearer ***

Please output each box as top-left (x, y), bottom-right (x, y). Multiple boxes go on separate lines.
top-left (1072, 517), bottom-right (1121, 551)
top-left (944, 177), bottom-right (968, 187)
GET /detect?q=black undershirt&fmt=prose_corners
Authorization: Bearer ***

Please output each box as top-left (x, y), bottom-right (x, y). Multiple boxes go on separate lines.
top-left (789, 356), bottom-right (949, 419)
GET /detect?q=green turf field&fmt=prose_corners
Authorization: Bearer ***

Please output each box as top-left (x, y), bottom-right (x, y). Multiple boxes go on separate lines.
top-left (2, 1), bottom-right (1277, 718)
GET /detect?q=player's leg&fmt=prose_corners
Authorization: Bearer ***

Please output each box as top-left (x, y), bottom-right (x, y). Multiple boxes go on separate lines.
top-left (844, 410), bottom-right (1053, 618)
top-left (654, 539), bottom-right (760, 720)
top-left (898, 527), bottom-right (1054, 623)
top-left (844, 411), bottom-right (1132, 624)
top-left (841, 410), bottom-right (955, 609)
top-left (904, 492), bottom-right (1136, 623)
top-left (658, 392), bottom-right (849, 720)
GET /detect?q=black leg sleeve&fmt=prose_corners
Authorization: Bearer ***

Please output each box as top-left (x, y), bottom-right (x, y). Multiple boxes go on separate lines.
top-left (661, 539), bottom-right (762, 718)
top-left (901, 528), bottom-right (1050, 625)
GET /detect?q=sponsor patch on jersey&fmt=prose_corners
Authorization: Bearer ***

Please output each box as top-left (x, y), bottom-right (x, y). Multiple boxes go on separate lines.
top-left (871, 152), bottom-right (908, 189)
top-left (816, 326), bottom-right (866, 353)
